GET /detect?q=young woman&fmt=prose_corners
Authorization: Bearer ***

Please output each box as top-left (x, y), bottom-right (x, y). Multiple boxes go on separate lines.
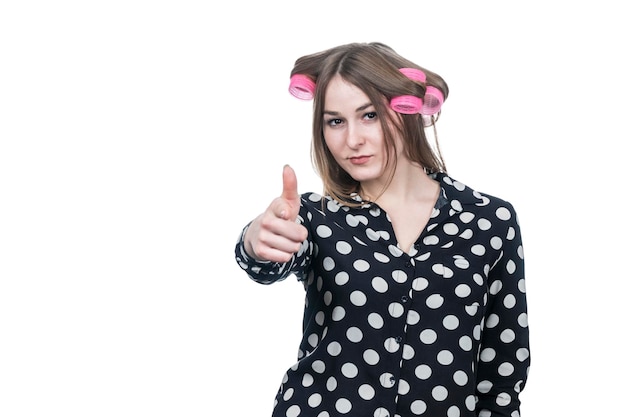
top-left (234, 42), bottom-right (530, 417)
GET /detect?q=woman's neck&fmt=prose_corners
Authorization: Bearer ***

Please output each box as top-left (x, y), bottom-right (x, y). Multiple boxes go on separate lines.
top-left (360, 161), bottom-right (437, 205)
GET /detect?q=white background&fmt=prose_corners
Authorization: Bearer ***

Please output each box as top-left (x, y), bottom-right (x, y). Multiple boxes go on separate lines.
top-left (1, 1), bottom-right (624, 416)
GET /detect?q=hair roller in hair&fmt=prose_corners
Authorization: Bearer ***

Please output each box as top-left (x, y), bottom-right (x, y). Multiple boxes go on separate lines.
top-left (421, 86), bottom-right (444, 116)
top-left (390, 95), bottom-right (423, 114)
top-left (393, 67), bottom-right (444, 116)
top-left (390, 67), bottom-right (426, 114)
top-left (398, 67), bottom-right (426, 83)
top-left (289, 74), bottom-right (316, 100)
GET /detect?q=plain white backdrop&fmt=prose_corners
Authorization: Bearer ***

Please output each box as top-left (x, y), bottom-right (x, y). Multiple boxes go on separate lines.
top-left (1, 1), bottom-right (624, 416)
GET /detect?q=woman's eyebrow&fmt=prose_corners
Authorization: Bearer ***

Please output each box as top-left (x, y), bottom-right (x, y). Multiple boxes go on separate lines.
top-left (355, 102), bottom-right (373, 112)
top-left (323, 102), bottom-right (373, 116)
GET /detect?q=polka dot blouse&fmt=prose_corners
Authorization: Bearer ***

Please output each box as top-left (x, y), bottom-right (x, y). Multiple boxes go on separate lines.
top-left (235, 174), bottom-right (530, 417)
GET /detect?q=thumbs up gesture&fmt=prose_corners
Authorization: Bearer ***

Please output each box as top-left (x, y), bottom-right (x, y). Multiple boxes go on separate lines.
top-left (243, 165), bottom-right (309, 263)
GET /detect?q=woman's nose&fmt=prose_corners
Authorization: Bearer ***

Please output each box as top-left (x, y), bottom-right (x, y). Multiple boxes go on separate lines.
top-left (346, 125), bottom-right (365, 148)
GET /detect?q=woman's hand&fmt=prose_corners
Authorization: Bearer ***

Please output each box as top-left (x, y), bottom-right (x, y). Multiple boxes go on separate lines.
top-left (243, 165), bottom-right (309, 263)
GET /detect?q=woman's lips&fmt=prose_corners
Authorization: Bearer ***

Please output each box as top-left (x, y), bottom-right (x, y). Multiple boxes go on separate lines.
top-left (349, 156), bottom-right (371, 165)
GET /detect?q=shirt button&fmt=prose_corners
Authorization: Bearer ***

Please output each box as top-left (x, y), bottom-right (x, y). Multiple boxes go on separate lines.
top-left (395, 336), bottom-right (403, 343)
top-left (405, 261), bottom-right (411, 268)
top-left (401, 295), bottom-right (409, 303)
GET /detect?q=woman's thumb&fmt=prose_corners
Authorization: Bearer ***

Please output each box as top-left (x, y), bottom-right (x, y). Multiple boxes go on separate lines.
top-left (281, 164), bottom-right (299, 202)
top-left (279, 165), bottom-right (300, 220)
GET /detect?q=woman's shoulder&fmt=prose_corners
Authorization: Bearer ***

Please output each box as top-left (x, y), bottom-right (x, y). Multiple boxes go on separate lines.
top-left (301, 191), bottom-right (324, 201)
top-left (300, 191), bottom-right (346, 208)
top-left (299, 191), bottom-right (368, 215)
top-left (436, 173), bottom-right (518, 214)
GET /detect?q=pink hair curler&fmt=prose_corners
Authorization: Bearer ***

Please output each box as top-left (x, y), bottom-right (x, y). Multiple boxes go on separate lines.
top-left (392, 67), bottom-right (444, 116)
top-left (421, 86), bottom-right (444, 115)
top-left (289, 74), bottom-right (316, 100)
top-left (390, 95), bottom-right (423, 114)
top-left (398, 67), bottom-right (426, 83)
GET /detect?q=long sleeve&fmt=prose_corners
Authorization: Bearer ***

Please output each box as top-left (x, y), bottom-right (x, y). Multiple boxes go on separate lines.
top-left (475, 202), bottom-right (530, 416)
top-left (234, 199), bottom-right (314, 285)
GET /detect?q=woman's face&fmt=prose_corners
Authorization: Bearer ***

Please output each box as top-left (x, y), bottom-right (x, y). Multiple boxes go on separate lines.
top-left (322, 75), bottom-right (399, 186)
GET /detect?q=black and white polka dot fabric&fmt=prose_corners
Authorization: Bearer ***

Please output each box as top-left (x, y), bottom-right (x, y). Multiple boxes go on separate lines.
top-left (235, 174), bottom-right (530, 417)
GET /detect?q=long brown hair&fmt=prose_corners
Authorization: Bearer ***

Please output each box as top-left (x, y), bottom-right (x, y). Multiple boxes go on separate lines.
top-left (290, 42), bottom-right (449, 205)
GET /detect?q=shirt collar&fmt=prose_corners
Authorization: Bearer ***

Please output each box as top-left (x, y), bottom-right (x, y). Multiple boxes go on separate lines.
top-left (344, 172), bottom-right (486, 211)
top-left (433, 172), bottom-right (487, 212)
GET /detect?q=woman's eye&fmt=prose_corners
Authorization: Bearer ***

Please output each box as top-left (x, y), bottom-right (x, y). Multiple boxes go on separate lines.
top-left (326, 118), bottom-right (342, 127)
top-left (364, 112), bottom-right (377, 120)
